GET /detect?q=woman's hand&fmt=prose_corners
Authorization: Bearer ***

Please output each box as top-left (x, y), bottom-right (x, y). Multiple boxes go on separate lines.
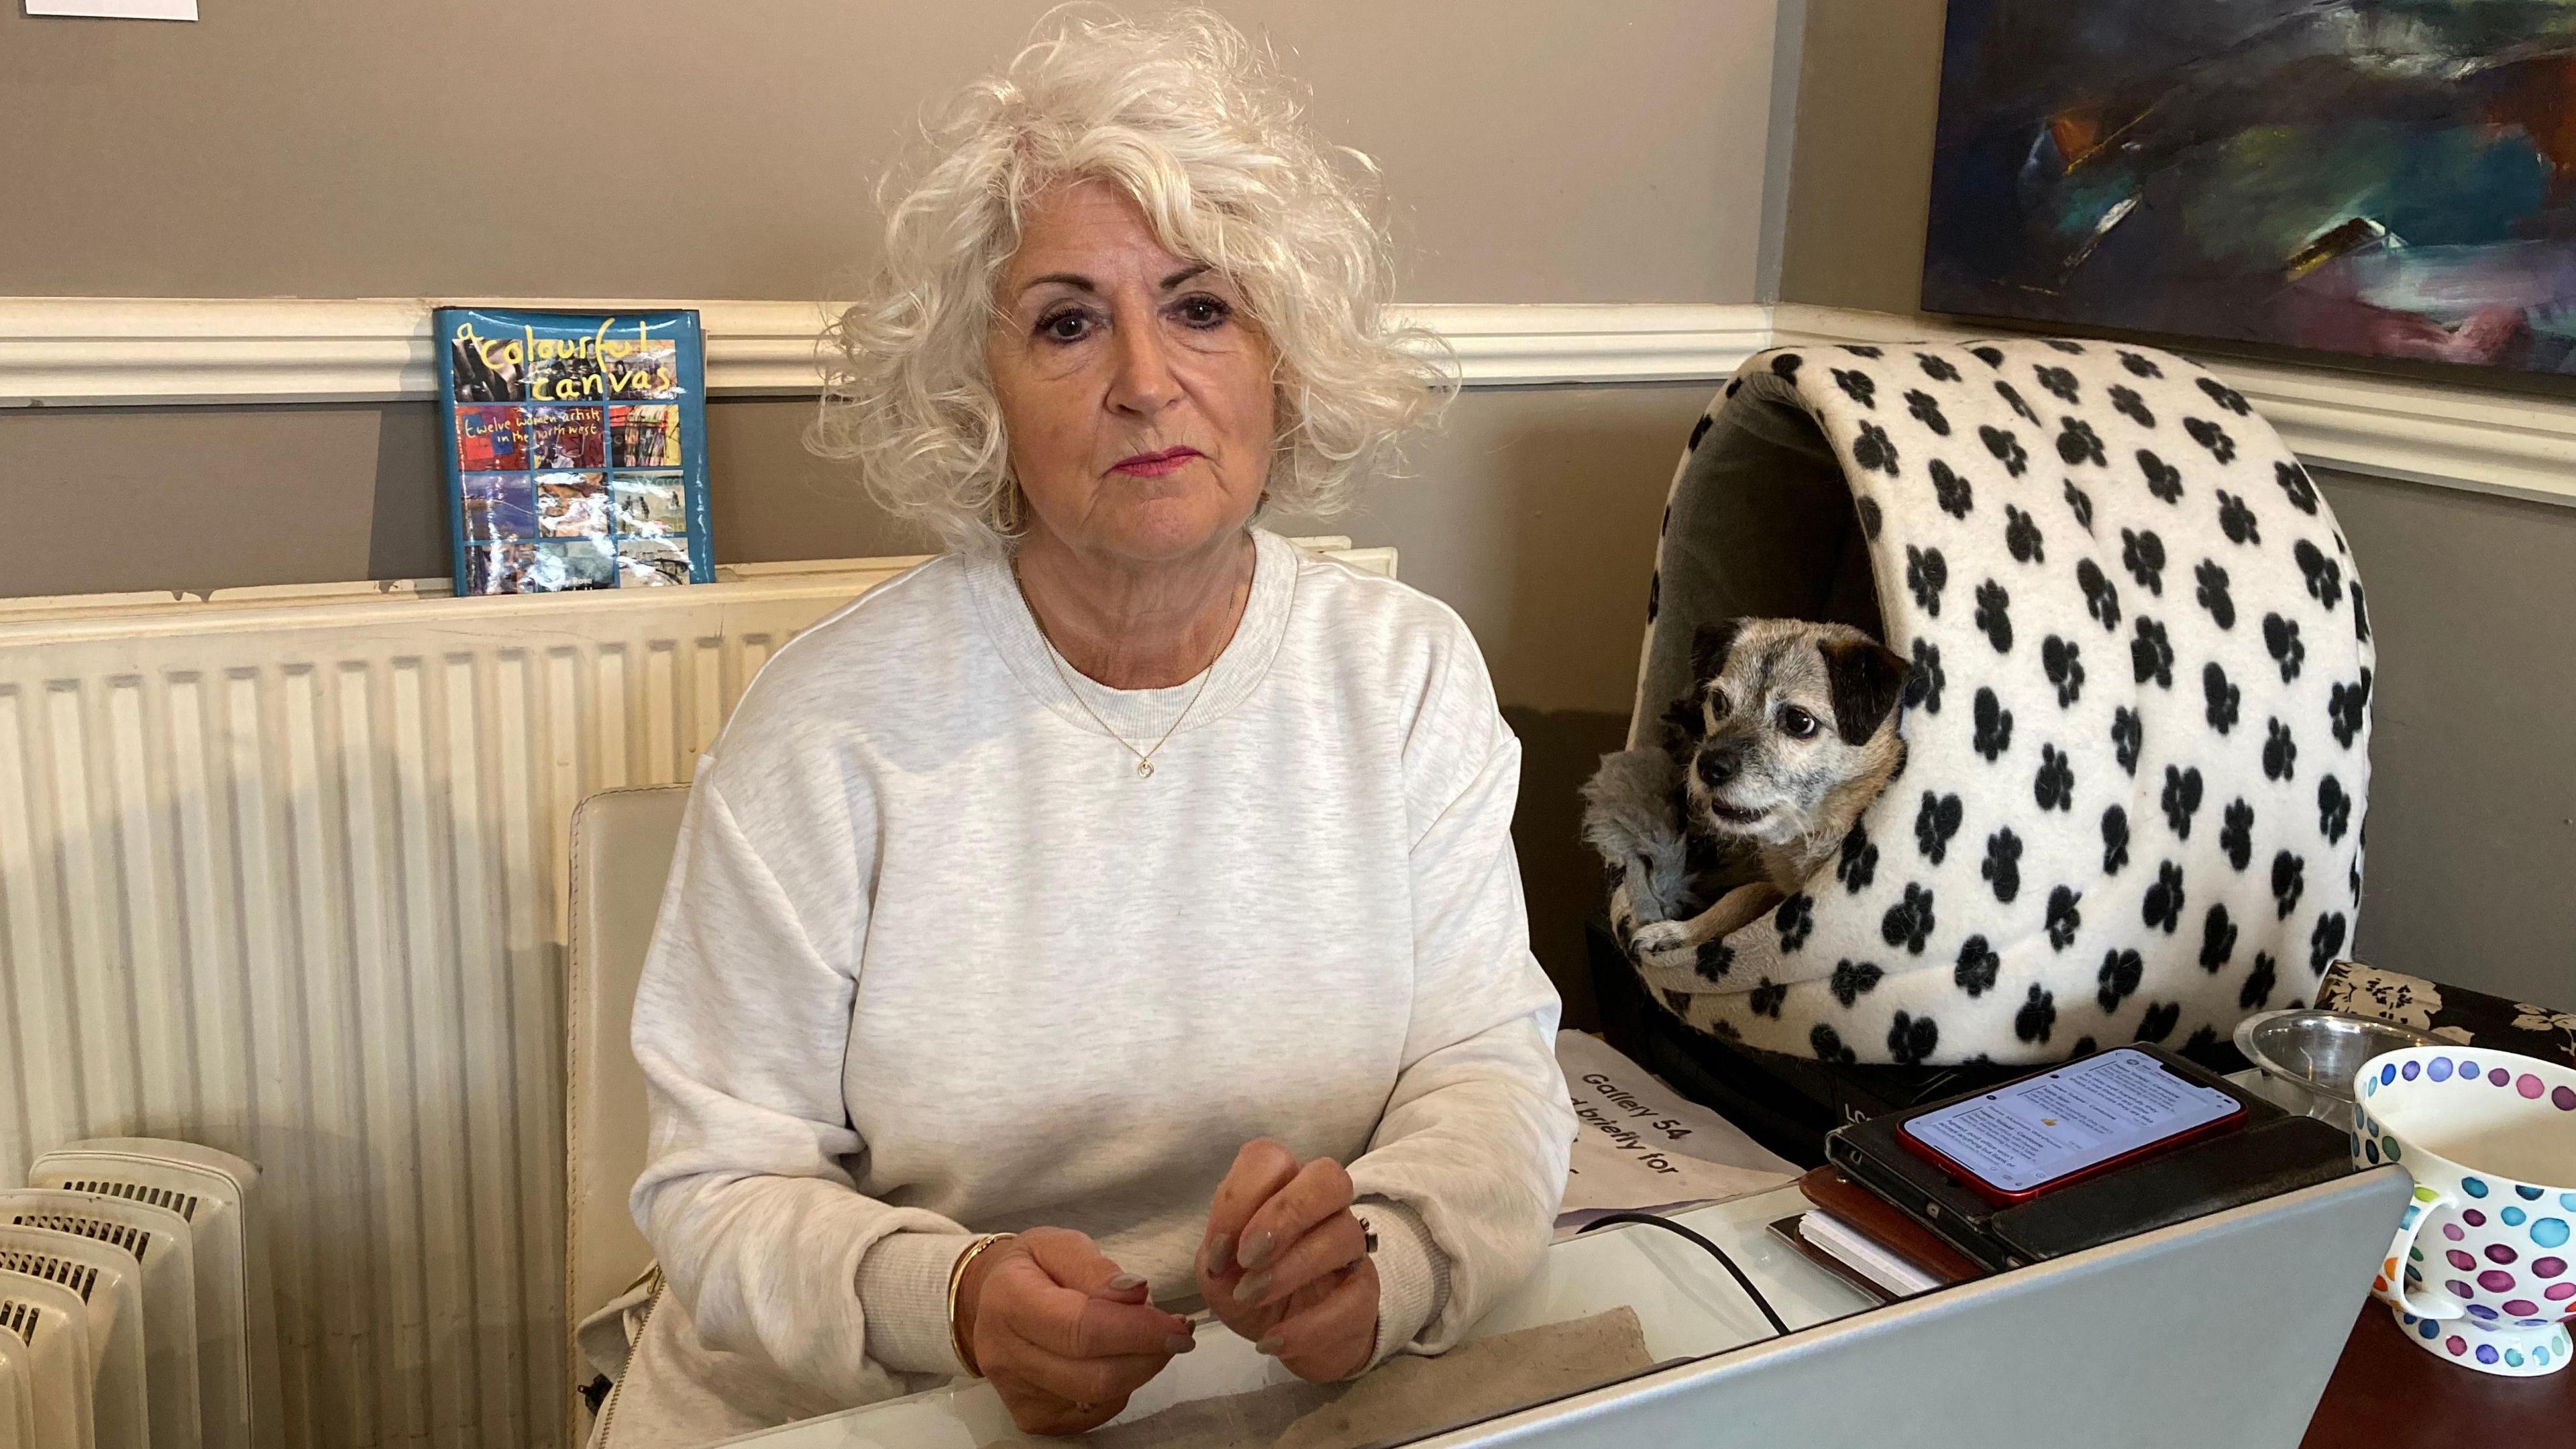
top-left (1195, 1140), bottom-right (1379, 1383)
top-left (955, 1227), bottom-right (1195, 1435)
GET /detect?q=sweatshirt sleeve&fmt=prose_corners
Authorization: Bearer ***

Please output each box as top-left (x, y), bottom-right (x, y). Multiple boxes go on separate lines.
top-left (1345, 623), bottom-right (1577, 1362)
top-left (627, 771), bottom-right (975, 1400)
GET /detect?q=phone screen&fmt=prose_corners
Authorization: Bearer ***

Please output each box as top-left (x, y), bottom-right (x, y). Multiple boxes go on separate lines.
top-left (1900, 1047), bottom-right (2244, 1195)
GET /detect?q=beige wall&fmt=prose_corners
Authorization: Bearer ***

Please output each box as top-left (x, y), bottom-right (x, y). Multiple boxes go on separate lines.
top-left (1777, 0), bottom-right (2576, 1012)
top-left (0, 0), bottom-right (1784, 303)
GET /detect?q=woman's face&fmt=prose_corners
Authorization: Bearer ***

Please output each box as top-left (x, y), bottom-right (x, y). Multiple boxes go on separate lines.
top-left (987, 179), bottom-right (1276, 565)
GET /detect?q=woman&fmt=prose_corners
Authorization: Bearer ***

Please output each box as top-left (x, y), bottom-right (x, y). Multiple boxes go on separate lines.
top-left (604, 12), bottom-right (1574, 1444)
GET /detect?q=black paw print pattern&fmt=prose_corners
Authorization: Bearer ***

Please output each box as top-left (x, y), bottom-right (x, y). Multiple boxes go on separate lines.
top-left (2241, 953), bottom-right (2277, 1011)
top-left (2035, 365), bottom-right (2081, 404)
top-left (2119, 350), bottom-right (2163, 378)
top-left (2097, 949), bottom-right (2144, 1012)
top-left (1749, 978), bottom-right (1787, 1018)
top-left (2318, 775), bottom-right (2351, 844)
top-left (2217, 490), bottom-right (2261, 545)
top-left (2111, 707), bottom-right (2143, 775)
top-left (1917, 352), bottom-right (1962, 383)
top-left (1856, 494), bottom-right (1883, 540)
top-left (2017, 984), bottom-right (2059, 1043)
top-left (2184, 415), bottom-right (2237, 463)
top-left (2004, 505), bottom-right (2045, 564)
top-left (1837, 820), bottom-right (1878, 894)
top-left (2034, 745), bottom-right (2074, 812)
top-left (2042, 634), bottom-right (2084, 706)
top-left (1931, 460), bottom-right (1974, 519)
top-left (2200, 904), bottom-right (2238, 971)
top-left (1982, 424), bottom-right (2028, 476)
top-left (2061, 478), bottom-right (2096, 533)
top-left (2136, 1001), bottom-right (2181, 1042)
top-left (2057, 416), bottom-right (2106, 466)
top-left (2047, 885), bottom-right (2082, 951)
top-left (2204, 661), bottom-right (2241, 734)
top-left (2276, 460), bottom-right (2319, 515)
top-left (1831, 959), bottom-right (1884, 1006)
top-left (2077, 558), bottom-right (2121, 631)
top-left (2100, 804), bottom-right (2130, 875)
top-left (1975, 579), bottom-right (2014, 653)
top-left (2161, 764), bottom-right (2204, 838)
top-left (2108, 384), bottom-right (2154, 428)
top-left (1955, 935), bottom-right (2000, 997)
top-left (2329, 669), bottom-right (2371, 748)
top-left (2131, 616), bottom-right (2174, 688)
top-left (2137, 448), bottom-right (2182, 503)
top-left (1775, 893), bottom-right (1815, 952)
top-left (2220, 800), bottom-right (2255, 871)
top-left (2143, 861), bottom-right (2185, 934)
top-left (1996, 380), bottom-right (2041, 426)
top-left (1888, 1012), bottom-right (1940, 1065)
top-left (2121, 527), bottom-right (2166, 594)
top-left (1907, 637), bottom-right (1945, 712)
top-left (2295, 539), bottom-right (2344, 609)
top-left (2263, 718), bottom-right (2298, 782)
top-left (1915, 792), bottom-right (1964, 864)
top-left (2263, 612), bottom-right (2304, 682)
top-left (1907, 389), bottom-right (1951, 435)
top-left (1811, 1023), bottom-right (1858, 1065)
top-left (2310, 913), bottom-right (2348, 975)
top-left (1972, 686), bottom-right (2015, 761)
top-left (1833, 368), bottom-right (1878, 409)
top-left (2194, 559), bottom-right (2234, 629)
top-left (2272, 851), bottom-right (2306, 920)
top-left (2197, 376), bottom-right (2251, 416)
top-left (1881, 885), bottom-right (1935, 955)
top-left (1982, 828), bottom-right (2023, 903)
top-left (1907, 544), bottom-right (1949, 616)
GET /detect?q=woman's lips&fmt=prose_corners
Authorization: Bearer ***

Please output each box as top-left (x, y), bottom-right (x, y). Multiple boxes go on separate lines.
top-left (1110, 447), bottom-right (1202, 478)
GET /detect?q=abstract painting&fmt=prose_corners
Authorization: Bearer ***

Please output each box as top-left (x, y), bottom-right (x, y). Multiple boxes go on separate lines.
top-left (1925, 1), bottom-right (2576, 374)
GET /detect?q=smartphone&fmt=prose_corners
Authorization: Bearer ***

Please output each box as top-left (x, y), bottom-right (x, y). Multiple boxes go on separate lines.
top-left (1896, 1046), bottom-right (2249, 1205)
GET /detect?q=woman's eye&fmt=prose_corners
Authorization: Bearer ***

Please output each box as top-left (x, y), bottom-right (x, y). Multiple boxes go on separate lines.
top-left (1038, 310), bottom-right (1093, 342)
top-left (1174, 294), bottom-right (1231, 328)
top-left (1778, 706), bottom-right (1819, 739)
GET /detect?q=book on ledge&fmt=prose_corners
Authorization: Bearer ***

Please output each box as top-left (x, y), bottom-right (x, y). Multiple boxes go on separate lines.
top-left (435, 307), bottom-right (715, 596)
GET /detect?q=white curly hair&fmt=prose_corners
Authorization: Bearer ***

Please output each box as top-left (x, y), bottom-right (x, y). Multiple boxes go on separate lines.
top-left (809, 7), bottom-right (1454, 555)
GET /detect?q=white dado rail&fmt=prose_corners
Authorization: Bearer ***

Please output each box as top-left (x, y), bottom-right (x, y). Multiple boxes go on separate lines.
top-left (3, 295), bottom-right (2569, 509)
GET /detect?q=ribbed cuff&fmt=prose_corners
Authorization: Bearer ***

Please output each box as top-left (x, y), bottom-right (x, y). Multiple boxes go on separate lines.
top-left (853, 1230), bottom-right (982, 1377)
top-left (1351, 1199), bottom-right (1449, 1372)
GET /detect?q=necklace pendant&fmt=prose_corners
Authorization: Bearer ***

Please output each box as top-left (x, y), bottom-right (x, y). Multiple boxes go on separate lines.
top-left (1136, 759), bottom-right (1156, 780)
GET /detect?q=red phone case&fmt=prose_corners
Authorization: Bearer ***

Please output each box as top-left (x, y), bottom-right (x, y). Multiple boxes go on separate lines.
top-left (1894, 1054), bottom-right (2250, 1207)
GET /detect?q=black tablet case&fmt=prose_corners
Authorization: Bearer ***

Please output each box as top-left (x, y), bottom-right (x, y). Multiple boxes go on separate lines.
top-left (1824, 1042), bottom-right (2357, 1273)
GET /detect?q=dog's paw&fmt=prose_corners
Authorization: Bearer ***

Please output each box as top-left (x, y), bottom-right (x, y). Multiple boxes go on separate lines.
top-left (1629, 920), bottom-right (1695, 959)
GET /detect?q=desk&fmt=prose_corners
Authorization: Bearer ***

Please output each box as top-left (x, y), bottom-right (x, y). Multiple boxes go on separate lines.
top-left (2301, 1303), bottom-right (2576, 1447)
top-left (717, 1185), bottom-right (1872, 1448)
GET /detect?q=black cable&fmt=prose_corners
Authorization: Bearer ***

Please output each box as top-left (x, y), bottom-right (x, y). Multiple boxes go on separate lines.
top-left (1574, 1211), bottom-right (1792, 1338)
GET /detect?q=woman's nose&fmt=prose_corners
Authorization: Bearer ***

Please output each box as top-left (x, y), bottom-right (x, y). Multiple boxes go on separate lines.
top-left (1107, 317), bottom-right (1181, 415)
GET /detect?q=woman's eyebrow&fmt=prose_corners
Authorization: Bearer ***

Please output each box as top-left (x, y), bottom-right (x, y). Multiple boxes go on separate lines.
top-left (1016, 263), bottom-right (1212, 299)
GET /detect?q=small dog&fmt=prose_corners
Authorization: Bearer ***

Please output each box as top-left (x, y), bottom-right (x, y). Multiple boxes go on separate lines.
top-left (1585, 617), bottom-right (1910, 968)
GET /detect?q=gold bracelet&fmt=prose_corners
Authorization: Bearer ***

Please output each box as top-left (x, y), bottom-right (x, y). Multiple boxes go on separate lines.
top-left (946, 1233), bottom-right (1013, 1378)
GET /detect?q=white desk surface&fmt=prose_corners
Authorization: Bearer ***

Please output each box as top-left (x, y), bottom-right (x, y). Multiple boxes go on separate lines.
top-left (718, 1184), bottom-right (1873, 1449)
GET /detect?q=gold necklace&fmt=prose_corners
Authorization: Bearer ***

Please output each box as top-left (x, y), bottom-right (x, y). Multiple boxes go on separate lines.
top-left (1014, 561), bottom-right (1220, 780)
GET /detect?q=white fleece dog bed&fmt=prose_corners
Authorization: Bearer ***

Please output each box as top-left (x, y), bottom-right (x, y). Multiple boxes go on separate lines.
top-left (1601, 338), bottom-right (2374, 1066)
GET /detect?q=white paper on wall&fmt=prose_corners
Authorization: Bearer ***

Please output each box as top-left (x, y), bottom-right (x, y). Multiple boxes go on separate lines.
top-left (25, 0), bottom-right (197, 18)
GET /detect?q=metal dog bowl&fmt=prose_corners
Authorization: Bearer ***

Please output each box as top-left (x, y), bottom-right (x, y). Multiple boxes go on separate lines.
top-left (2235, 1008), bottom-right (2443, 1130)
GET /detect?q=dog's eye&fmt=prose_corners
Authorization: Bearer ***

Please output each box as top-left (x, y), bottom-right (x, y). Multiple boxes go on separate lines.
top-left (1778, 705), bottom-right (1820, 739)
top-left (1705, 688), bottom-right (1731, 718)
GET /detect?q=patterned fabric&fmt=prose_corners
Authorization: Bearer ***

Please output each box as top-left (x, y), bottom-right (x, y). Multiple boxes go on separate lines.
top-left (2320, 960), bottom-right (2576, 1070)
top-left (1628, 339), bottom-right (2374, 1065)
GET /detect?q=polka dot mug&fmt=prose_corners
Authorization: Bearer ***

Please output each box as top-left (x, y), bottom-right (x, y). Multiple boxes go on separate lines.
top-left (2353, 1046), bottom-right (2576, 1377)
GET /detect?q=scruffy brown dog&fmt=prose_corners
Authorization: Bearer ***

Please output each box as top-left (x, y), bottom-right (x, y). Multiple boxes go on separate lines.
top-left (1592, 618), bottom-right (1909, 967)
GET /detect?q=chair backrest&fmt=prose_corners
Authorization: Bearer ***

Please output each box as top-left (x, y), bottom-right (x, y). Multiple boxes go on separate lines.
top-left (565, 784), bottom-right (692, 1379)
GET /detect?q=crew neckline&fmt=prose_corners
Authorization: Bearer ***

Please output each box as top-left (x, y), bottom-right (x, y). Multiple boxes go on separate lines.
top-left (963, 527), bottom-right (1300, 741)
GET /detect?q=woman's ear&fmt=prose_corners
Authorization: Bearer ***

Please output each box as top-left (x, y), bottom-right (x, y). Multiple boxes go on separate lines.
top-left (1820, 637), bottom-right (1911, 746)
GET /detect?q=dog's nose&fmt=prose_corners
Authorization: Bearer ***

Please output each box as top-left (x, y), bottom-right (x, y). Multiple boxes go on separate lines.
top-left (1697, 747), bottom-right (1739, 788)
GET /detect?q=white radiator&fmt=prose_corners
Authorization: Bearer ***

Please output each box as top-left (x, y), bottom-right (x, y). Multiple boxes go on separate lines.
top-left (0, 539), bottom-right (1389, 1449)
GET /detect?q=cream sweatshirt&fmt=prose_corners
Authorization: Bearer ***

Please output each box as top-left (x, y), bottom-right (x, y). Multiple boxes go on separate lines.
top-left (608, 529), bottom-right (1574, 1445)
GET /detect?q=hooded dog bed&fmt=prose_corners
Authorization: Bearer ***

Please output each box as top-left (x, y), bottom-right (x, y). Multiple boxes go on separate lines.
top-left (1600, 337), bottom-right (2374, 1067)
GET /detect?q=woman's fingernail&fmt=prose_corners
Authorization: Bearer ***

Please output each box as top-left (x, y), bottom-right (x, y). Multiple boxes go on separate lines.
top-left (1166, 1333), bottom-right (1197, 1354)
top-left (1240, 1230), bottom-right (1275, 1270)
top-left (1255, 1334), bottom-right (1285, 1356)
top-left (1238, 1272), bottom-right (1272, 1303)
top-left (1208, 1233), bottom-right (1234, 1273)
top-left (1106, 1272), bottom-right (1146, 1293)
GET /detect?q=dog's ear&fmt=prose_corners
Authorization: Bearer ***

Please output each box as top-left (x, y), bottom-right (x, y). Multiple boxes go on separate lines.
top-left (1689, 618), bottom-right (1747, 687)
top-left (1820, 637), bottom-right (1911, 746)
